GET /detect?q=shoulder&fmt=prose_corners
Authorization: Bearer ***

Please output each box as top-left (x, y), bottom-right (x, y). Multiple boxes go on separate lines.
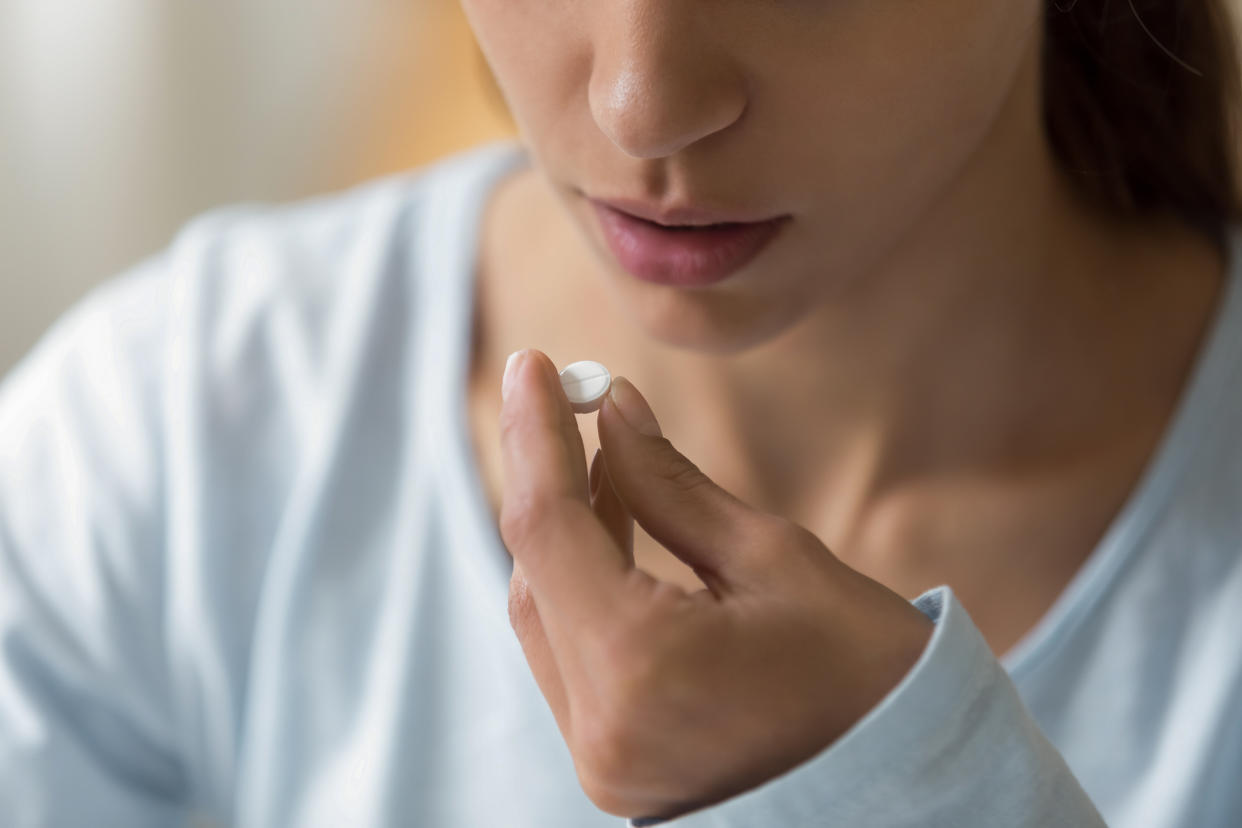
top-left (159, 138), bottom-right (525, 348)
top-left (0, 138), bottom-right (526, 640)
top-left (3, 138), bottom-right (523, 414)
top-left (0, 138), bottom-right (525, 532)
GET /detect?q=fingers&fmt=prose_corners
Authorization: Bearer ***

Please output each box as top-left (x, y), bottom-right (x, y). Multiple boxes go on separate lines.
top-left (590, 448), bottom-right (635, 566)
top-left (498, 349), bottom-right (634, 631)
top-left (597, 377), bottom-right (771, 594)
top-left (508, 561), bottom-right (572, 734)
top-left (500, 349), bottom-right (589, 505)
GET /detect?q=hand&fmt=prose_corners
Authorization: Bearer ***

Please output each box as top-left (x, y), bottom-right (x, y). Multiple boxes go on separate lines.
top-left (498, 349), bottom-right (934, 821)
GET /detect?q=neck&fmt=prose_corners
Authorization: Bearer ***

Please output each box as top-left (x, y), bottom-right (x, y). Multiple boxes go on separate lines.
top-left (478, 86), bottom-right (1225, 553)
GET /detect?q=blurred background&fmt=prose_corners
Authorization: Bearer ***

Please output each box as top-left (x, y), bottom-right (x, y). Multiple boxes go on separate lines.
top-left (0, 0), bottom-right (515, 376)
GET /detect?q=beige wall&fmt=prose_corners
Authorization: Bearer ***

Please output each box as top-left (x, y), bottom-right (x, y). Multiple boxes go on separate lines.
top-left (0, 0), bottom-right (514, 377)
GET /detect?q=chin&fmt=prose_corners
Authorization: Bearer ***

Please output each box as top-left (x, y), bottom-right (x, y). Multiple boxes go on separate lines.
top-left (606, 268), bottom-right (813, 357)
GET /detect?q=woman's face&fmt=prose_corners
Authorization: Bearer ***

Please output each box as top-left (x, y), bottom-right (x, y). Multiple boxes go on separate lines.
top-left (461, 1), bottom-right (1044, 353)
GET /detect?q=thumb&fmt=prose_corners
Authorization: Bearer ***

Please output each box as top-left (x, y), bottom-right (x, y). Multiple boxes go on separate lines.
top-left (598, 376), bottom-right (769, 594)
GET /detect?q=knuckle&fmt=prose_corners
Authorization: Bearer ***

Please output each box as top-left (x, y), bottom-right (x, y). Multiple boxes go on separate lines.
top-left (749, 514), bottom-right (813, 567)
top-left (576, 768), bottom-right (630, 816)
top-left (770, 514), bottom-right (814, 546)
top-left (498, 492), bottom-right (546, 549)
top-left (572, 598), bottom-right (691, 812)
top-left (669, 462), bottom-right (712, 494)
top-left (652, 445), bottom-right (712, 493)
top-left (574, 703), bottom-right (645, 802)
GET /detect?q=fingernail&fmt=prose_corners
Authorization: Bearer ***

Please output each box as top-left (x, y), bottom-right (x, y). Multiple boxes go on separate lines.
top-left (588, 447), bottom-right (604, 498)
top-left (608, 376), bottom-right (662, 438)
top-left (502, 349), bottom-right (524, 401)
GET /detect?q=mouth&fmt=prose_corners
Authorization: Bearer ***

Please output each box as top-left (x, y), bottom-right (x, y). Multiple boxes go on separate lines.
top-left (646, 218), bottom-right (743, 232)
top-left (590, 194), bottom-right (786, 228)
top-left (587, 197), bottom-right (791, 287)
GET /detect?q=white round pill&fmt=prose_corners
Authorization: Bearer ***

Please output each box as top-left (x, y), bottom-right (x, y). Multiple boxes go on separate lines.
top-left (559, 360), bottom-right (612, 414)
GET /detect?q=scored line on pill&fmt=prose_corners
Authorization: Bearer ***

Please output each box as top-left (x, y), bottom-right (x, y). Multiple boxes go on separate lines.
top-left (558, 360), bottom-right (613, 411)
top-left (562, 375), bottom-right (609, 392)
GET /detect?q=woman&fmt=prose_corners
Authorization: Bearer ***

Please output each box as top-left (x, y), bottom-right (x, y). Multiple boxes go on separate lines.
top-left (1, 1), bottom-right (1239, 825)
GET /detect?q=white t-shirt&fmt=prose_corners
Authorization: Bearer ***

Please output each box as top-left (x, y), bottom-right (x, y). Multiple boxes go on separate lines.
top-left (2, 139), bottom-right (1240, 827)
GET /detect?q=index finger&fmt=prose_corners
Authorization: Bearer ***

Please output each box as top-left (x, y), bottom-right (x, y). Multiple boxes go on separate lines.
top-left (498, 349), bottom-right (634, 630)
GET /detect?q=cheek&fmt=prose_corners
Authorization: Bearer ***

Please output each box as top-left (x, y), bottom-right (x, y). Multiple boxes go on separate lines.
top-left (460, 0), bottom-right (588, 144)
top-left (749, 1), bottom-right (1042, 278)
top-left (879, 11), bottom-right (1036, 162)
top-left (789, 2), bottom-right (1041, 208)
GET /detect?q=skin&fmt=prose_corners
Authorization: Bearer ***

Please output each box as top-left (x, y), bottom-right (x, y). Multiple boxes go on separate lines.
top-left (457, 0), bottom-right (1228, 817)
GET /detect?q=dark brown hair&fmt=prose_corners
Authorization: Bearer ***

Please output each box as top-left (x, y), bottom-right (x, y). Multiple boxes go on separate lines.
top-left (1044, 0), bottom-right (1242, 250)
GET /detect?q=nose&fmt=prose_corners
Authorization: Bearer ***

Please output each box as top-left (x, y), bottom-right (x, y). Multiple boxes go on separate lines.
top-left (587, 3), bottom-right (748, 159)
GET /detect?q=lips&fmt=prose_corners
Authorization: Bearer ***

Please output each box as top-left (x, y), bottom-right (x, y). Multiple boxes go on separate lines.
top-left (589, 199), bottom-right (790, 287)
top-left (592, 196), bottom-right (783, 228)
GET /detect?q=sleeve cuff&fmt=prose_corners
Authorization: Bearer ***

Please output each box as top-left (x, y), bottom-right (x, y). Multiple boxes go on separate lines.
top-left (628, 585), bottom-right (1104, 827)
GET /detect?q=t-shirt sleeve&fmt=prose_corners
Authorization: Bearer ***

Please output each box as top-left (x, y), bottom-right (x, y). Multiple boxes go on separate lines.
top-left (627, 585), bottom-right (1106, 828)
top-left (0, 256), bottom-right (189, 825)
